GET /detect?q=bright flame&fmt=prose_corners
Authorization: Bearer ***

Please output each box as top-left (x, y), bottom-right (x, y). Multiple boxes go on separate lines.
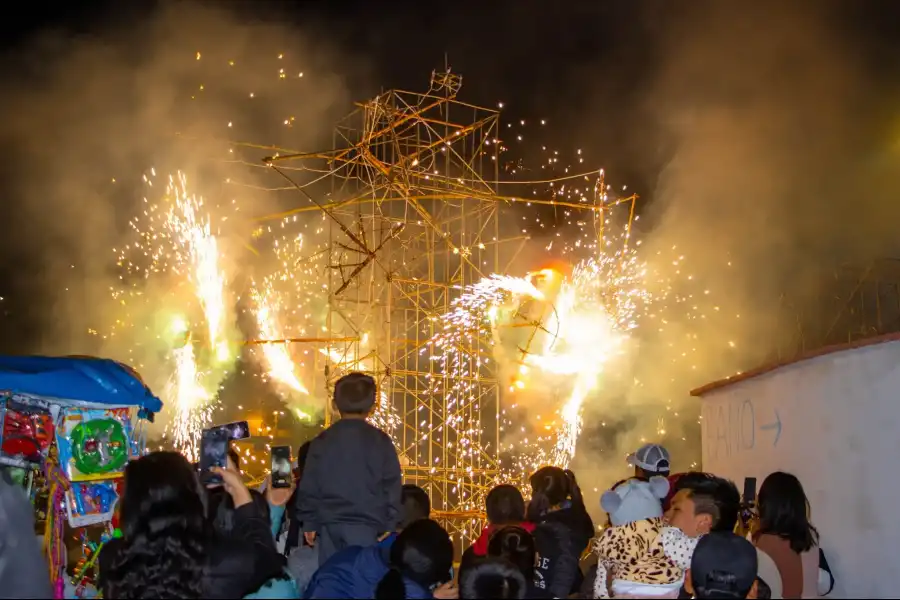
top-left (250, 281), bottom-right (309, 394)
top-left (168, 341), bottom-right (212, 462)
top-left (166, 172), bottom-right (229, 360)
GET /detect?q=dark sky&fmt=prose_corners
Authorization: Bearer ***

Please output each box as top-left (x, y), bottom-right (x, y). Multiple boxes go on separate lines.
top-left (2, 0), bottom-right (900, 352)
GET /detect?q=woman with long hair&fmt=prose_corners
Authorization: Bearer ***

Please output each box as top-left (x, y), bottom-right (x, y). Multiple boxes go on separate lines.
top-left (374, 519), bottom-right (453, 600)
top-left (753, 471), bottom-right (819, 599)
top-left (527, 466), bottom-right (594, 599)
top-left (100, 451), bottom-right (283, 599)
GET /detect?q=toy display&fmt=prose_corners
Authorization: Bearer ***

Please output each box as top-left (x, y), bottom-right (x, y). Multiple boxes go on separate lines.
top-left (57, 407), bottom-right (135, 481)
top-left (0, 355), bottom-right (162, 599)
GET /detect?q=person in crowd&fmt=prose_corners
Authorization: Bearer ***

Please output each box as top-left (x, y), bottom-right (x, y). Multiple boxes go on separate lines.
top-left (295, 372), bottom-right (403, 565)
top-left (753, 472), bottom-right (819, 599)
top-left (206, 464), bottom-right (299, 599)
top-left (628, 443), bottom-right (671, 480)
top-left (277, 441), bottom-right (312, 554)
top-left (459, 558), bottom-right (528, 600)
top-left (373, 519), bottom-right (454, 600)
top-left (666, 472), bottom-right (741, 537)
top-left (274, 441), bottom-right (318, 594)
top-left (487, 526), bottom-right (555, 599)
top-left (527, 466), bottom-right (594, 598)
top-left (0, 475), bottom-right (53, 599)
top-left (685, 532), bottom-right (759, 600)
top-left (99, 451), bottom-right (283, 599)
top-left (304, 484), bottom-right (431, 599)
top-left (460, 484), bottom-right (534, 572)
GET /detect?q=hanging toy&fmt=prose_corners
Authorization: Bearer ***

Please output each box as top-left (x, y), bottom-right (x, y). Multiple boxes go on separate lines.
top-left (57, 407), bottom-right (133, 482)
top-left (70, 419), bottom-right (128, 476)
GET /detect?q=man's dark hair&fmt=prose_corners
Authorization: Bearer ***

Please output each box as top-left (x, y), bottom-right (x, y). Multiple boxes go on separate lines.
top-left (674, 472), bottom-right (740, 532)
top-left (486, 485), bottom-right (526, 525)
top-left (399, 484), bottom-right (431, 529)
top-left (334, 372), bottom-right (377, 415)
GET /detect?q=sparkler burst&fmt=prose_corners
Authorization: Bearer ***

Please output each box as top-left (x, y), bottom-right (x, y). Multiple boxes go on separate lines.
top-left (249, 279), bottom-right (309, 395)
top-left (112, 169), bottom-right (237, 458)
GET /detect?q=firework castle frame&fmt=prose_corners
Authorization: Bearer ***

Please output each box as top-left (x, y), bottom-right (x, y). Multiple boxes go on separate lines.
top-left (253, 69), bottom-right (635, 542)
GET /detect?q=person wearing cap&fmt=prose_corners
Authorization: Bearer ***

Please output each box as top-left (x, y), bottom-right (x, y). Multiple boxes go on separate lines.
top-left (628, 443), bottom-right (671, 480)
top-left (686, 532), bottom-right (759, 599)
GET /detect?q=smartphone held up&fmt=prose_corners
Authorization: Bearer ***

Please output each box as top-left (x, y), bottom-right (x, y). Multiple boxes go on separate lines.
top-left (271, 445), bottom-right (292, 489)
top-left (199, 428), bottom-right (230, 485)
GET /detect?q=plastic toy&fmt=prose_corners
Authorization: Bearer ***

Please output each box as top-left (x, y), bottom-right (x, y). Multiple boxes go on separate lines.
top-left (0, 355), bottom-right (162, 599)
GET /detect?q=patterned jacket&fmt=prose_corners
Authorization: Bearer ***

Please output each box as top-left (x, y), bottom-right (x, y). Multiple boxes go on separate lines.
top-left (592, 517), bottom-right (697, 598)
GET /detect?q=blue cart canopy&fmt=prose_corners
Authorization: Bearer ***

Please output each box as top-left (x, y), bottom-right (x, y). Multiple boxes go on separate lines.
top-left (0, 355), bottom-right (162, 413)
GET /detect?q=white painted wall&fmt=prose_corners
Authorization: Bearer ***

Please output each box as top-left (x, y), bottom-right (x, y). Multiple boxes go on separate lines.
top-left (698, 339), bottom-right (900, 598)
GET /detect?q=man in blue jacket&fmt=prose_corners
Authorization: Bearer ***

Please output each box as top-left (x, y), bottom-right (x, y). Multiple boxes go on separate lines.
top-left (304, 484), bottom-right (430, 599)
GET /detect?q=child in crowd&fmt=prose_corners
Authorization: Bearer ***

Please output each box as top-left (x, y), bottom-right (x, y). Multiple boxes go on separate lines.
top-left (294, 373), bottom-right (402, 565)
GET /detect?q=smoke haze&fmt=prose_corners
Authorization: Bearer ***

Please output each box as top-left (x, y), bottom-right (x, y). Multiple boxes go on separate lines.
top-left (0, 3), bottom-right (351, 375)
top-left (2, 0), bottom-right (899, 504)
top-left (572, 0), bottom-right (900, 500)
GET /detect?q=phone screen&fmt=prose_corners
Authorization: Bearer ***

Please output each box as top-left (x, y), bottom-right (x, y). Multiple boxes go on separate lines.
top-left (199, 428), bottom-right (230, 484)
top-left (742, 476), bottom-right (757, 505)
top-left (271, 445), bottom-right (292, 489)
top-left (212, 420), bottom-right (251, 441)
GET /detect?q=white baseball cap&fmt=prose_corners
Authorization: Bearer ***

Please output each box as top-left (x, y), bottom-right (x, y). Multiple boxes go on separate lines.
top-left (626, 443), bottom-right (671, 473)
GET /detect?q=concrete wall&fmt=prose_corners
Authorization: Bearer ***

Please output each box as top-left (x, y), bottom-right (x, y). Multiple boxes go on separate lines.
top-left (697, 338), bottom-right (900, 598)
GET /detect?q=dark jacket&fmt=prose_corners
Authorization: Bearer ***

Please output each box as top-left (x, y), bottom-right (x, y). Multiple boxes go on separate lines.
top-left (532, 503), bottom-right (595, 599)
top-left (0, 478), bottom-right (53, 599)
top-left (99, 502), bottom-right (283, 599)
top-left (459, 522), bottom-right (537, 575)
top-left (294, 419), bottom-right (402, 532)
top-left (304, 533), bottom-right (396, 599)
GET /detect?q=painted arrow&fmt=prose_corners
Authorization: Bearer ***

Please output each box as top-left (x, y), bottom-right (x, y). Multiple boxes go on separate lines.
top-left (759, 409), bottom-right (782, 447)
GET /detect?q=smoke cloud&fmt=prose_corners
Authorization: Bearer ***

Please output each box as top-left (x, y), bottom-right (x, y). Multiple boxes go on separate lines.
top-left (572, 0), bottom-right (900, 499)
top-left (0, 3), bottom-right (351, 377)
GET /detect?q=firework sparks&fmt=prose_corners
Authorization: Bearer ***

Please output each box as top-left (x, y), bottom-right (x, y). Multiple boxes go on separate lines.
top-left (113, 169), bottom-right (236, 458)
top-left (166, 172), bottom-right (230, 363)
top-left (250, 280), bottom-right (309, 394)
top-left (168, 334), bottom-right (213, 462)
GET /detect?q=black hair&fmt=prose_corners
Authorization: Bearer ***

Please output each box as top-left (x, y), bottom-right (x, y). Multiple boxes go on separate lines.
top-left (527, 466), bottom-right (570, 521)
top-left (399, 484), bottom-right (431, 529)
top-left (485, 484), bottom-right (526, 525)
top-left (674, 472), bottom-right (741, 533)
top-left (334, 372), bottom-right (377, 415)
top-left (459, 558), bottom-right (527, 600)
top-left (563, 469), bottom-right (586, 509)
top-left (755, 576), bottom-right (771, 600)
top-left (487, 526), bottom-right (536, 583)
top-left (757, 471), bottom-right (818, 554)
top-left (105, 451), bottom-right (207, 599)
top-left (374, 519), bottom-right (453, 599)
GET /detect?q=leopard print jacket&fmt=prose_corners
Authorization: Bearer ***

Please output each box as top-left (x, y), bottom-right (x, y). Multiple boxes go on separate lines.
top-left (592, 517), bottom-right (697, 599)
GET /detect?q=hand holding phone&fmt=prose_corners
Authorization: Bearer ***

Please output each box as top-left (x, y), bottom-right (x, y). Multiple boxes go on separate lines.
top-left (199, 428), bottom-right (230, 485)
